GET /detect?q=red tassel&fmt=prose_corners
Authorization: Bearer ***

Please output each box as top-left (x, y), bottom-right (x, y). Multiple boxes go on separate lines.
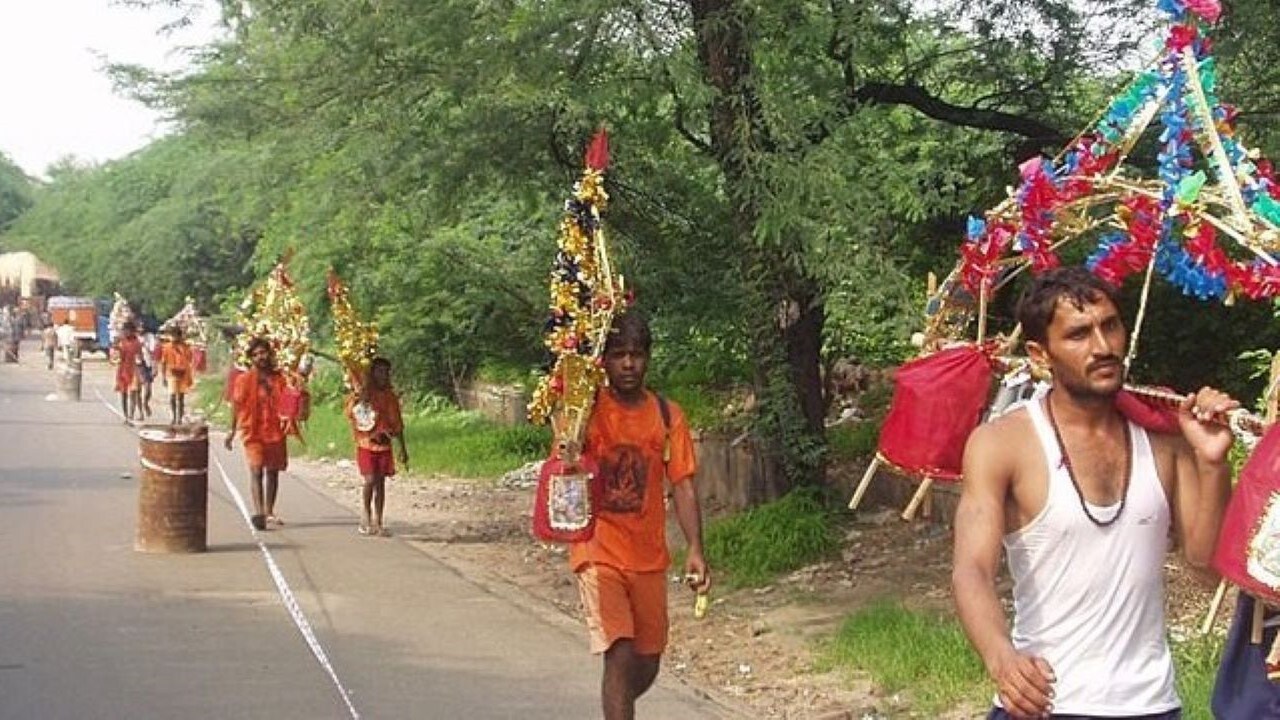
top-left (585, 129), bottom-right (609, 172)
top-left (326, 268), bottom-right (341, 300)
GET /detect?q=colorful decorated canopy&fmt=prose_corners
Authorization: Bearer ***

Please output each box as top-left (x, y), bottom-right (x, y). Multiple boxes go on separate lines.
top-left (528, 130), bottom-right (628, 451)
top-left (931, 0), bottom-right (1280, 348)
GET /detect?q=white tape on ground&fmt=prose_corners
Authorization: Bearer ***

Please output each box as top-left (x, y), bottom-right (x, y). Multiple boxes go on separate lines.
top-left (97, 387), bottom-right (360, 718)
top-left (211, 454), bottom-right (362, 720)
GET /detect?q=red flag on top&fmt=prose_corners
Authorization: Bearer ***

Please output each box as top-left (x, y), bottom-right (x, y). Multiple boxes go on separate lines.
top-left (585, 129), bottom-right (609, 172)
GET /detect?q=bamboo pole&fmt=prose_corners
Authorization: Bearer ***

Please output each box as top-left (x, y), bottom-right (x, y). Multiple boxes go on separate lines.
top-left (1123, 247), bottom-right (1160, 376)
top-left (847, 456), bottom-right (881, 511)
top-left (1200, 581), bottom-right (1229, 635)
top-left (901, 477), bottom-right (934, 522)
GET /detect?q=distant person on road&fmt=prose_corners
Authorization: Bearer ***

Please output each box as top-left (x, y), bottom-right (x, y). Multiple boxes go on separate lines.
top-left (158, 325), bottom-right (195, 424)
top-left (952, 267), bottom-right (1236, 719)
top-left (40, 323), bottom-right (57, 370)
top-left (138, 328), bottom-right (159, 419)
top-left (112, 321), bottom-right (144, 423)
top-left (55, 318), bottom-right (76, 362)
top-left (344, 358), bottom-right (408, 537)
top-left (225, 336), bottom-right (289, 532)
top-left (568, 311), bottom-right (709, 720)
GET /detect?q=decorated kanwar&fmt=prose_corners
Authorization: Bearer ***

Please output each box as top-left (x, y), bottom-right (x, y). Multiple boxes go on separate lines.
top-left (831, 0), bottom-right (1280, 715)
top-left (527, 130), bottom-right (709, 720)
top-left (164, 296), bottom-right (211, 374)
top-left (328, 269), bottom-right (407, 537)
top-left (225, 256), bottom-right (312, 532)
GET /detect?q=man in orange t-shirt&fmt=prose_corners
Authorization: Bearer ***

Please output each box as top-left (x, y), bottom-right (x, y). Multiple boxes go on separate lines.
top-left (570, 311), bottom-right (709, 720)
top-left (344, 358), bottom-right (408, 537)
top-left (158, 325), bottom-right (196, 424)
top-left (225, 337), bottom-right (289, 531)
top-left (112, 320), bottom-right (144, 423)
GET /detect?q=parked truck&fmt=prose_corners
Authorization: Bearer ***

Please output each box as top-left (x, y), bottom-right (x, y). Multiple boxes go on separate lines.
top-left (46, 296), bottom-right (111, 353)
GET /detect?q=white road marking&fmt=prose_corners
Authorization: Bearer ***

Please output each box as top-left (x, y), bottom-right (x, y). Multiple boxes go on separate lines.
top-left (96, 385), bottom-right (361, 719)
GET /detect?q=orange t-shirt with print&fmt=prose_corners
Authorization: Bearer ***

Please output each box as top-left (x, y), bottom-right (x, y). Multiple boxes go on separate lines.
top-left (344, 388), bottom-right (404, 451)
top-left (569, 388), bottom-right (697, 573)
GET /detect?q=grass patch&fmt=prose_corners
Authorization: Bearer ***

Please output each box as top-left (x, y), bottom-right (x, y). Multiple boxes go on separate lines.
top-left (704, 487), bottom-right (838, 588)
top-left (1173, 633), bottom-right (1222, 720)
top-left (194, 374), bottom-right (550, 478)
top-left (819, 601), bottom-right (1223, 717)
top-left (827, 419), bottom-right (881, 462)
top-left (821, 600), bottom-right (988, 713)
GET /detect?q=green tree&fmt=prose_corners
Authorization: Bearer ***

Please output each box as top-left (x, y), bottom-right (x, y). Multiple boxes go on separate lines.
top-left (0, 152), bottom-right (34, 234)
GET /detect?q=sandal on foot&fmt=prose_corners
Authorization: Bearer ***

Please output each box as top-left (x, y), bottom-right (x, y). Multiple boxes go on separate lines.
top-left (267, 515), bottom-right (284, 526)
top-left (251, 514), bottom-right (267, 531)
top-left (358, 524), bottom-right (372, 536)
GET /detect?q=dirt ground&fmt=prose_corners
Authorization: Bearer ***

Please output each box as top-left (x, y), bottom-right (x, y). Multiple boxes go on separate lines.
top-left (293, 454), bottom-right (1228, 720)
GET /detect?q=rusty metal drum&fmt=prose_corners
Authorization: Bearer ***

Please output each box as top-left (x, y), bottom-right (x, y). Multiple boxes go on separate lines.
top-left (135, 425), bottom-right (209, 553)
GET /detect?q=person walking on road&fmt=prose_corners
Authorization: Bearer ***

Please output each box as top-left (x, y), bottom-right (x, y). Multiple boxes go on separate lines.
top-left (344, 358), bottom-right (408, 537)
top-left (40, 323), bottom-right (57, 370)
top-left (55, 318), bottom-right (76, 363)
top-left (158, 325), bottom-right (195, 424)
top-left (568, 311), bottom-right (710, 720)
top-left (225, 337), bottom-right (289, 531)
top-left (112, 321), bottom-right (144, 423)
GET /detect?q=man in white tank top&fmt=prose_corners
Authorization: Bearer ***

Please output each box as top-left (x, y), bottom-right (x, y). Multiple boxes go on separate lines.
top-left (953, 267), bottom-right (1238, 719)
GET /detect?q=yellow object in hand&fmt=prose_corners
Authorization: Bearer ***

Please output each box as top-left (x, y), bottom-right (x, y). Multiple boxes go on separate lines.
top-left (694, 591), bottom-right (710, 620)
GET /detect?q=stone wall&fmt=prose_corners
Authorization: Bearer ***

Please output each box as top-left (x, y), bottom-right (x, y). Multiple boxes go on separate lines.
top-left (829, 460), bottom-right (960, 526)
top-left (689, 431), bottom-right (788, 514)
top-left (455, 381), bottom-right (530, 426)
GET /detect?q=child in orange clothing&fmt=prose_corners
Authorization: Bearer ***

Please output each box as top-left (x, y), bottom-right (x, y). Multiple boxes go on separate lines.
top-left (570, 312), bottom-right (709, 720)
top-left (158, 325), bottom-right (195, 424)
top-left (344, 358), bottom-right (408, 536)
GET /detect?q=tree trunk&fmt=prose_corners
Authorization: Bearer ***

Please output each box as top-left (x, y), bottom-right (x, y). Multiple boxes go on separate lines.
top-left (689, 0), bottom-right (826, 491)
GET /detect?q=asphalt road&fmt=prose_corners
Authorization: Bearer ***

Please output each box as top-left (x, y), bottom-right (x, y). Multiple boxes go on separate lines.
top-left (0, 341), bottom-right (726, 719)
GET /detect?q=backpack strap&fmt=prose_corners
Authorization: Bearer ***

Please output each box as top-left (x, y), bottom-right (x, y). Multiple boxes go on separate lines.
top-left (655, 391), bottom-right (671, 464)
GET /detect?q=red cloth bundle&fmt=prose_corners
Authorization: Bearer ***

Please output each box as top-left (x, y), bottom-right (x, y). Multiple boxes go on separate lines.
top-left (877, 346), bottom-right (994, 481)
top-left (1114, 388), bottom-right (1182, 434)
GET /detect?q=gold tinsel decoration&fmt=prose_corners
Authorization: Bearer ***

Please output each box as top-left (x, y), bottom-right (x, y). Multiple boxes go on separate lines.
top-left (234, 255), bottom-right (312, 372)
top-left (326, 269), bottom-right (379, 389)
top-left (528, 130), bottom-right (626, 453)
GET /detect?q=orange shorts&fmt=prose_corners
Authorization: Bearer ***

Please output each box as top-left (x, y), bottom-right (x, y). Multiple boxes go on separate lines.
top-left (244, 440), bottom-right (288, 472)
top-left (575, 564), bottom-right (668, 655)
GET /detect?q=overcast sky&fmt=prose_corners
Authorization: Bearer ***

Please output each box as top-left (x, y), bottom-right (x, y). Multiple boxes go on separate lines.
top-left (0, 0), bottom-right (220, 178)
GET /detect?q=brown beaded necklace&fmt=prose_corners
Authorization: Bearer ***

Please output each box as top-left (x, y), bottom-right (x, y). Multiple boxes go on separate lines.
top-left (1043, 392), bottom-right (1132, 527)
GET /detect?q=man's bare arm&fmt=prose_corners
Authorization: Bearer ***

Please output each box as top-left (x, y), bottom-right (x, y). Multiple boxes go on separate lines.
top-left (953, 424), bottom-right (1054, 718)
top-left (1172, 388), bottom-right (1236, 571)
top-left (670, 479), bottom-right (709, 591)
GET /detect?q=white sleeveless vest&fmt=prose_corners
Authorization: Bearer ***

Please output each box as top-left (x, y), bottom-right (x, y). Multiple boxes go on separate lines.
top-left (999, 399), bottom-right (1180, 715)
